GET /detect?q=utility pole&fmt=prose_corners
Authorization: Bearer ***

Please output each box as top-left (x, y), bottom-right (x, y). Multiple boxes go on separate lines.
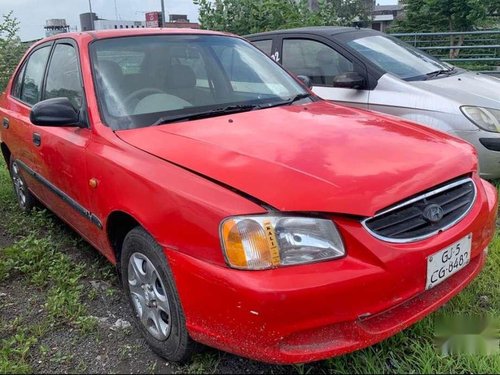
top-left (161, 0), bottom-right (166, 27)
top-left (88, 0), bottom-right (95, 30)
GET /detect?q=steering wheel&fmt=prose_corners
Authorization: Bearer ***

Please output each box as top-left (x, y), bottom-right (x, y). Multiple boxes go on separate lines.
top-left (124, 88), bottom-right (166, 111)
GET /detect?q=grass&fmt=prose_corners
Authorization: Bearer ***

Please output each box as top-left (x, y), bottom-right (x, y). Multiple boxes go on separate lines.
top-left (0, 159), bottom-right (112, 374)
top-left (0, 156), bottom-right (499, 373)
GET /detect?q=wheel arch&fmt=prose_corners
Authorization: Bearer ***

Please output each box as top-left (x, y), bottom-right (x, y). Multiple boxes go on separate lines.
top-left (106, 210), bottom-right (143, 265)
top-left (1, 142), bottom-right (11, 169)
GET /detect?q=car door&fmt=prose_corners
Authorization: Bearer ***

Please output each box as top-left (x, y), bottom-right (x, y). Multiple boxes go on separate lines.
top-left (2, 43), bottom-right (53, 201)
top-left (34, 39), bottom-right (101, 237)
top-left (277, 35), bottom-right (369, 108)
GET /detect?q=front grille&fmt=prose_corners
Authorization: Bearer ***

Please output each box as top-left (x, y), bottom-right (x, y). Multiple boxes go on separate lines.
top-left (363, 178), bottom-right (476, 243)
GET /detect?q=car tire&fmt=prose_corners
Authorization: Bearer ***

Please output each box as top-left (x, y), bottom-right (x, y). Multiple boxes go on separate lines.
top-left (121, 227), bottom-right (197, 363)
top-left (9, 159), bottom-right (36, 212)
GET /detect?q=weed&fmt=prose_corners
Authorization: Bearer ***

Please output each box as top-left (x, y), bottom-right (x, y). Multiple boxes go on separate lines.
top-left (185, 353), bottom-right (221, 374)
top-left (38, 344), bottom-right (49, 357)
top-left (0, 331), bottom-right (36, 374)
top-left (87, 287), bottom-right (98, 301)
top-left (75, 316), bottom-right (99, 334)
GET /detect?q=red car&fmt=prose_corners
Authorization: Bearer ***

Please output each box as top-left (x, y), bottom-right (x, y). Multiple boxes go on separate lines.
top-left (0, 28), bottom-right (497, 364)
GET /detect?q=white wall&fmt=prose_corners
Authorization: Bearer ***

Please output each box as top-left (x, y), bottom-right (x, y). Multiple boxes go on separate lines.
top-left (93, 20), bottom-right (146, 30)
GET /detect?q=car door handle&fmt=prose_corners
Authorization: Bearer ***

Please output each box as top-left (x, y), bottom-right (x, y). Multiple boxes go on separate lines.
top-left (32, 133), bottom-right (41, 147)
top-left (2, 118), bottom-right (8, 129)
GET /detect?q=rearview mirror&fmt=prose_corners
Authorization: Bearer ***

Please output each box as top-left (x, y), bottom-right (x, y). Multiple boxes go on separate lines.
top-left (30, 97), bottom-right (82, 127)
top-left (297, 75), bottom-right (313, 89)
top-left (332, 72), bottom-right (365, 89)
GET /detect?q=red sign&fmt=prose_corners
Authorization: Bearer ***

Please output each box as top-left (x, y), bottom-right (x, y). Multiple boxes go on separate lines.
top-left (145, 12), bottom-right (160, 27)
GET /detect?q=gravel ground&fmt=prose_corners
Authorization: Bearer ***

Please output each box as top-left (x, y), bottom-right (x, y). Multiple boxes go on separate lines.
top-left (0, 220), bottom-right (303, 374)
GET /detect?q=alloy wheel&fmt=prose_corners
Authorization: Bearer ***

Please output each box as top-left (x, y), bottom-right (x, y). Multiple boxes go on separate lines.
top-left (11, 161), bottom-right (27, 208)
top-left (128, 252), bottom-right (172, 341)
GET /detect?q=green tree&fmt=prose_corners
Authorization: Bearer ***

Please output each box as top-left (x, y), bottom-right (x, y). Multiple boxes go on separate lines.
top-left (394, 0), bottom-right (499, 57)
top-left (194, 0), bottom-right (368, 35)
top-left (395, 0), bottom-right (498, 33)
top-left (331, 0), bottom-right (372, 26)
top-left (0, 12), bottom-right (25, 93)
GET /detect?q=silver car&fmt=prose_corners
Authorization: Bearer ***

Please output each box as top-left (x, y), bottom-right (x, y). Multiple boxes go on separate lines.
top-left (247, 27), bottom-right (500, 178)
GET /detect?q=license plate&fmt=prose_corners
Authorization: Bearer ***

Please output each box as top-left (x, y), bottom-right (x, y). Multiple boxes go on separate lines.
top-left (426, 234), bottom-right (471, 290)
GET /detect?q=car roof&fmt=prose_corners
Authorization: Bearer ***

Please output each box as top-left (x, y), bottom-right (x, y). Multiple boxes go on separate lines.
top-left (246, 26), bottom-right (368, 39)
top-left (39, 27), bottom-right (232, 43)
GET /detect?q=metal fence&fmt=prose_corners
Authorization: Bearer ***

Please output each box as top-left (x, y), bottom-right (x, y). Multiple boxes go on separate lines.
top-left (390, 30), bottom-right (500, 76)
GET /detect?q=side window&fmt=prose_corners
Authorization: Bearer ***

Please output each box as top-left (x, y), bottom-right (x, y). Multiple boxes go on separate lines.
top-left (252, 40), bottom-right (273, 56)
top-left (20, 46), bottom-right (51, 105)
top-left (211, 44), bottom-right (288, 98)
top-left (44, 44), bottom-right (84, 109)
top-left (282, 39), bottom-right (353, 86)
top-left (212, 45), bottom-right (261, 84)
top-left (11, 62), bottom-right (27, 99)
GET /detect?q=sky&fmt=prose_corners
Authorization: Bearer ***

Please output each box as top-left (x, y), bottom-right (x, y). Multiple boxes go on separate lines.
top-left (1, 0), bottom-right (397, 42)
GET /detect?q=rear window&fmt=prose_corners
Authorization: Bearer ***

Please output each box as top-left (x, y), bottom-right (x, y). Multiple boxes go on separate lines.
top-left (19, 46), bottom-right (51, 105)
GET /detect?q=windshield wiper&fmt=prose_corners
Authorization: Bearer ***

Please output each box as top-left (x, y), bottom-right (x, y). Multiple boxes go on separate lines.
top-left (152, 94), bottom-right (311, 126)
top-left (260, 93), bottom-right (312, 109)
top-left (426, 67), bottom-right (456, 79)
top-left (153, 104), bottom-right (258, 126)
top-left (287, 93), bottom-right (312, 105)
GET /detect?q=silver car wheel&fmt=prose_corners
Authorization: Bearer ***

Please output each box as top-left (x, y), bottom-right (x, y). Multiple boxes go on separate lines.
top-left (128, 252), bottom-right (171, 341)
top-left (11, 161), bottom-right (27, 208)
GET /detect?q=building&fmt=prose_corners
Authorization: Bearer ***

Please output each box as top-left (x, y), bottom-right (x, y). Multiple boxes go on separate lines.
top-left (80, 12), bottom-right (98, 32)
top-left (44, 19), bottom-right (70, 37)
top-left (143, 12), bottom-right (199, 29)
top-left (80, 12), bottom-right (146, 31)
top-left (371, 3), bottom-right (405, 32)
top-left (165, 14), bottom-right (199, 29)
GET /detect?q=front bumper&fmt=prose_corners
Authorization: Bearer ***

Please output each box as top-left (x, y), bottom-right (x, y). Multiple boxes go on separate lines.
top-left (455, 129), bottom-right (500, 179)
top-left (166, 178), bottom-right (497, 364)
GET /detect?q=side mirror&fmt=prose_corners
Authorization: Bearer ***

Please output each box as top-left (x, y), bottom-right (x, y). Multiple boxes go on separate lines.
top-left (332, 72), bottom-right (365, 89)
top-left (30, 98), bottom-right (81, 127)
top-left (297, 75), bottom-right (313, 89)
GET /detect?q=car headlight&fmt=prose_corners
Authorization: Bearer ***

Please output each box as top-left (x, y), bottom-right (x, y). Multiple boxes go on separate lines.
top-left (461, 106), bottom-right (500, 132)
top-left (220, 216), bottom-right (345, 270)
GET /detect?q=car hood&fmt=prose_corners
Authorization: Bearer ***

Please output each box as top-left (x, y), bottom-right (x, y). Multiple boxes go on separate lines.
top-left (411, 71), bottom-right (500, 110)
top-left (116, 101), bottom-right (476, 217)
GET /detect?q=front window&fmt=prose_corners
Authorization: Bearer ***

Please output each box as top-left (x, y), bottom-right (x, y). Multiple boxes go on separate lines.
top-left (282, 39), bottom-right (354, 86)
top-left (44, 44), bottom-right (84, 109)
top-left (347, 35), bottom-right (451, 81)
top-left (252, 39), bottom-right (273, 56)
top-left (91, 35), bottom-right (308, 130)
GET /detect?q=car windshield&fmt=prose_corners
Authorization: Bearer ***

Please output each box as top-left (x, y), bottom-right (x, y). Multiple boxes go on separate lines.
top-left (90, 34), bottom-right (308, 130)
top-left (347, 35), bottom-right (452, 81)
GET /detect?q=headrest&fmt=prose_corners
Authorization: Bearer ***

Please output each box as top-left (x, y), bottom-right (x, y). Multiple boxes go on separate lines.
top-left (165, 65), bottom-right (196, 89)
